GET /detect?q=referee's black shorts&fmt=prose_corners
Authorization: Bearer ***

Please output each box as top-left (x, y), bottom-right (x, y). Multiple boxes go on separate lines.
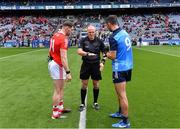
top-left (80, 61), bottom-right (102, 80)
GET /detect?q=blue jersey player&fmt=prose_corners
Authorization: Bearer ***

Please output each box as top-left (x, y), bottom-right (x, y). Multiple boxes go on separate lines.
top-left (106, 15), bottom-right (133, 128)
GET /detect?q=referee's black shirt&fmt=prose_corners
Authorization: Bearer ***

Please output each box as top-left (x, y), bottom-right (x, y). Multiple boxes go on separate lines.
top-left (79, 36), bottom-right (105, 63)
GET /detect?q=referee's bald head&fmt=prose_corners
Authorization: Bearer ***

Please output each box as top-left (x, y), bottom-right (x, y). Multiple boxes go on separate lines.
top-left (87, 25), bottom-right (96, 31)
top-left (87, 25), bottom-right (96, 40)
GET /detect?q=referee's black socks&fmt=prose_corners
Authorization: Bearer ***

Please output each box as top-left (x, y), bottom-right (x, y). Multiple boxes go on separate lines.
top-left (93, 88), bottom-right (99, 103)
top-left (81, 88), bottom-right (87, 105)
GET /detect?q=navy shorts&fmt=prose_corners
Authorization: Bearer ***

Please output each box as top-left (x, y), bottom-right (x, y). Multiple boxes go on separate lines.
top-left (112, 69), bottom-right (132, 83)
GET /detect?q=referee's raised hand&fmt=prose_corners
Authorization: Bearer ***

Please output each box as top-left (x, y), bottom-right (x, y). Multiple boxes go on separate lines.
top-left (87, 52), bottom-right (97, 56)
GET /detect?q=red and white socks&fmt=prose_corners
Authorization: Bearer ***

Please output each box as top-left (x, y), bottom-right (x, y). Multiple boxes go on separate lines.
top-left (52, 105), bottom-right (60, 119)
top-left (58, 100), bottom-right (64, 114)
top-left (52, 100), bottom-right (64, 119)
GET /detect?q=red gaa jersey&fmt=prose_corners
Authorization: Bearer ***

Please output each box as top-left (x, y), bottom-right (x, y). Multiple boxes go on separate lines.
top-left (49, 31), bottom-right (68, 66)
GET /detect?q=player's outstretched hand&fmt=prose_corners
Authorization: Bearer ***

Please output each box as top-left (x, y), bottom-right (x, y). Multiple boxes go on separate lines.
top-left (100, 62), bottom-right (104, 72)
top-left (66, 73), bottom-right (72, 82)
top-left (87, 52), bottom-right (97, 56)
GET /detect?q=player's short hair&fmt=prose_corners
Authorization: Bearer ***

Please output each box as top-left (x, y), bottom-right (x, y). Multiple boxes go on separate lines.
top-left (105, 15), bottom-right (119, 25)
top-left (63, 21), bottom-right (74, 28)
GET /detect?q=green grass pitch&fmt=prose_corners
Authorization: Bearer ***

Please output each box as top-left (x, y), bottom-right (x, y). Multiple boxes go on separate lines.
top-left (0, 46), bottom-right (180, 128)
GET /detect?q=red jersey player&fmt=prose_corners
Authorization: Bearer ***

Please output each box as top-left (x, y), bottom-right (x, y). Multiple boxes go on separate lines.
top-left (48, 21), bottom-right (73, 119)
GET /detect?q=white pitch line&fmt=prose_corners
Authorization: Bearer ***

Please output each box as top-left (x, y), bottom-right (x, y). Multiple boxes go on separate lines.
top-left (79, 90), bottom-right (88, 129)
top-left (0, 49), bottom-right (45, 60)
top-left (134, 47), bottom-right (180, 58)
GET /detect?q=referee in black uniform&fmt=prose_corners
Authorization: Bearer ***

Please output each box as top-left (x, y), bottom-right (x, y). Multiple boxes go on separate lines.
top-left (77, 25), bottom-right (107, 111)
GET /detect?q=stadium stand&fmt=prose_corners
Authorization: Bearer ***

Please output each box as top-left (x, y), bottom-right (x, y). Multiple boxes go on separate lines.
top-left (120, 13), bottom-right (180, 44)
top-left (0, 16), bottom-right (60, 47)
top-left (1, 13), bottom-right (179, 47)
top-left (0, 0), bottom-right (180, 47)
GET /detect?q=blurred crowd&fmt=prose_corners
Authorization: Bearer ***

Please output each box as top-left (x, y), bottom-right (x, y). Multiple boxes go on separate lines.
top-left (0, 13), bottom-right (179, 47)
top-left (0, 16), bottom-right (58, 47)
top-left (121, 14), bottom-right (180, 43)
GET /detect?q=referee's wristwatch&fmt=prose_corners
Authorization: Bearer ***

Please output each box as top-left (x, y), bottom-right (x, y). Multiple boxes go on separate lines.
top-left (66, 70), bottom-right (71, 74)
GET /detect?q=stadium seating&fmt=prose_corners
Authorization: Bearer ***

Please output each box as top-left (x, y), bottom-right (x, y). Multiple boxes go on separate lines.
top-left (120, 14), bottom-right (180, 40)
top-left (0, 13), bottom-right (179, 47)
top-left (0, 16), bottom-right (59, 47)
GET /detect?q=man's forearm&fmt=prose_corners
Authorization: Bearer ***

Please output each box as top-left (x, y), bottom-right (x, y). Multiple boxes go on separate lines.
top-left (60, 49), bottom-right (70, 72)
top-left (77, 48), bottom-right (88, 56)
top-left (62, 57), bottom-right (70, 72)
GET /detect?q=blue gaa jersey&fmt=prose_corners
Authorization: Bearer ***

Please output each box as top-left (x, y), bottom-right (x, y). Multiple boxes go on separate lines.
top-left (109, 28), bottom-right (133, 72)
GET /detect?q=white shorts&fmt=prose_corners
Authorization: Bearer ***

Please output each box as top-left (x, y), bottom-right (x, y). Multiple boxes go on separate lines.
top-left (48, 60), bottom-right (66, 80)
